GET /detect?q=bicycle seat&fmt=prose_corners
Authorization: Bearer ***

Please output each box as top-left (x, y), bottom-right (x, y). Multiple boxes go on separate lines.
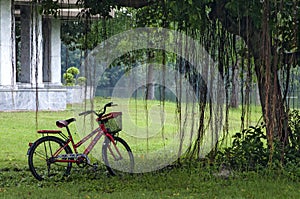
top-left (56, 118), bottom-right (76, 128)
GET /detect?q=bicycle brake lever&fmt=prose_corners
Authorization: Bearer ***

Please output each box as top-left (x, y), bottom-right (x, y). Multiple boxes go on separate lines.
top-left (106, 102), bottom-right (113, 107)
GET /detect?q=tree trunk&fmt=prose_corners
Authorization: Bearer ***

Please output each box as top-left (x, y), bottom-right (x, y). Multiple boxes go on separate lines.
top-left (252, 0), bottom-right (288, 149)
top-left (209, 0), bottom-right (289, 152)
top-left (146, 63), bottom-right (155, 100)
top-left (254, 58), bottom-right (288, 145)
top-left (146, 49), bottom-right (155, 100)
top-left (230, 64), bottom-right (239, 108)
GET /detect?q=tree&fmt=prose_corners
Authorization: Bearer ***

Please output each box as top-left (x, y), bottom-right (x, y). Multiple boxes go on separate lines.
top-left (39, 0), bottom-right (300, 160)
top-left (207, 0), bottom-right (299, 153)
top-left (107, 0), bottom-right (300, 160)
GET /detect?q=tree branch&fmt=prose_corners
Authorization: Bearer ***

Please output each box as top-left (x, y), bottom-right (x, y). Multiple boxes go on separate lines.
top-left (112, 0), bottom-right (153, 8)
top-left (208, 0), bottom-right (261, 59)
top-left (209, 1), bottom-right (250, 36)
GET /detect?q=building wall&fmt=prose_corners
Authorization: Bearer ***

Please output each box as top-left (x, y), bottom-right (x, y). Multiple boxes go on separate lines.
top-left (0, 1), bottom-right (88, 111)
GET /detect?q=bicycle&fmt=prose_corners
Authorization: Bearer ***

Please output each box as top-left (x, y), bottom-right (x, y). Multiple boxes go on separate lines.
top-left (27, 102), bottom-right (134, 181)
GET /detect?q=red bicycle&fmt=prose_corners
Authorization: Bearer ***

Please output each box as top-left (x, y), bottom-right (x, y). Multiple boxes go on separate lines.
top-left (27, 102), bottom-right (134, 181)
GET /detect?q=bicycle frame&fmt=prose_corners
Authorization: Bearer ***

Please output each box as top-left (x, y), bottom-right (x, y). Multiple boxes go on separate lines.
top-left (28, 102), bottom-right (134, 181)
top-left (51, 123), bottom-right (122, 164)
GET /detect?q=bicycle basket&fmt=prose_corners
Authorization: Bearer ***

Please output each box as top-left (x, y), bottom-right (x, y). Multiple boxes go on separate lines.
top-left (98, 112), bottom-right (122, 133)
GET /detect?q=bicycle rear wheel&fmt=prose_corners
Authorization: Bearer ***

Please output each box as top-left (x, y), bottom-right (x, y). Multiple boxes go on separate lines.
top-left (102, 136), bottom-right (134, 176)
top-left (28, 136), bottom-right (73, 181)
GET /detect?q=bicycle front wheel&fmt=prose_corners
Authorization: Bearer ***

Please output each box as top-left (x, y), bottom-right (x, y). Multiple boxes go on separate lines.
top-left (28, 136), bottom-right (73, 181)
top-left (102, 136), bottom-right (134, 176)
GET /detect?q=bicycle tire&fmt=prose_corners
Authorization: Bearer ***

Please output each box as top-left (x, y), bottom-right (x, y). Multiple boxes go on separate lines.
top-left (28, 136), bottom-right (73, 181)
top-left (102, 136), bottom-right (134, 176)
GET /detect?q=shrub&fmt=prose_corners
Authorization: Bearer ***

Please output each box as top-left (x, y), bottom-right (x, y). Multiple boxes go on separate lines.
top-left (214, 124), bottom-right (268, 170)
top-left (213, 110), bottom-right (300, 171)
top-left (63, 72), bottom-right (76, 86)
top-left (63, 67), bottom-right (86, 86)
top-left (283, 110), bottom-right (300, 164)
top-left (66, 66), bottom-right (80, 76)
top-left (77, 76), bottom-right (87, 86)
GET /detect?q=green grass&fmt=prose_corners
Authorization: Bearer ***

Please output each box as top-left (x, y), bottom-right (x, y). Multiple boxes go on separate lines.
top-left (0, 109), bottom-right (75, 168)
top-left (1, 164), bottom-right (300, 198)
top-left (1, 99), bottom-right (300, 198)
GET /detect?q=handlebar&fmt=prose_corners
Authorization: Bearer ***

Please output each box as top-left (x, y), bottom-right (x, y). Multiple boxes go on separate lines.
top-left (78, 110), bottom-right (96, 116)
top-left (78, 102), bottom-right (117, 118)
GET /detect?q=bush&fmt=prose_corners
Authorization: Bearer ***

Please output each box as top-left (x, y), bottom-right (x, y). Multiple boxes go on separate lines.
top-left (213, 110), bottom-right (300, 171)
top-left (283, 110), bottom-right (300, 164)
top-left (63, 67), bottom-right (86, 86)
top-left (63, 72), bottom-right (76, 86)
top-left (214, 123), bottom-right (268, 170)
top-left (66, 66), bottom-right (80, 76)
top-left (77, 76), bottom-right (87, 86)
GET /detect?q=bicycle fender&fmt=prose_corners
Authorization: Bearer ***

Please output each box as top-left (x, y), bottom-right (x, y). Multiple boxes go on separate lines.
top-left (27, 142), bottom-right (36, 156)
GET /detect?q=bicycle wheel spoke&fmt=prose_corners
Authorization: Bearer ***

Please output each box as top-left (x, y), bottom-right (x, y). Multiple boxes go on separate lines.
top-left (102, 136), bottom-right (134, 176)
top-left (33, 151), bottom-right (47, 161)
top-left (28, 136), bottom-right (72, 181)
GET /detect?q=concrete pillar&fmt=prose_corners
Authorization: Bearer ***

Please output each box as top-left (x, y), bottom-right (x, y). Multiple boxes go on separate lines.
top-left (19, 5), bottom-right (43, 87)
top-left (0, 0), bottom-right (15, 87)
top-left (42, 18), bottom-right (51, 82)
top-left (50, 18), bottom-right (61, 85)
top-left (43, 17), bottom-right (61, 85)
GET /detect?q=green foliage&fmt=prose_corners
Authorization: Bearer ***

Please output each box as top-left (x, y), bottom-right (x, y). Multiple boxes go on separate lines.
top-left (224, 0), bottom-right (262, 29)
top-left (63, 67), bottom-right (86, 86)
top-left (61, 20), bottom-right (90, 50)
top-left (282, 110), bottom-right (300, 163)
top-left (215, 110), bottom-right (300, 170)
top-left (77, 77), bottom-right (87, 86)
top-left (34, 0), bottom-right (60, 17)
top-left (66, 66), bottom-right (80, 76)
top-left (215, 123), bottom-right (268, 170)
top-left (77, 0), bottom-right (118, 17)
top-left (63, 72), bottom-right (75, 86)
top-left (61, 9), bottom-right (132, 51)
top-left (268, 110), bottom-right (300, 166)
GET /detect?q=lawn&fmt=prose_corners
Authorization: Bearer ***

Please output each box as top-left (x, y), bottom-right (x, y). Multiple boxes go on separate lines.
top-left (1, 163), bottom-right (300, 199)
top-left (1, 99), bottom-right (300, 198)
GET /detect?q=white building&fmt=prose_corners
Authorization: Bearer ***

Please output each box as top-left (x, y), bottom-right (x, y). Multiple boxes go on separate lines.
top-left (0, 0), bottom-right (86, 111)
